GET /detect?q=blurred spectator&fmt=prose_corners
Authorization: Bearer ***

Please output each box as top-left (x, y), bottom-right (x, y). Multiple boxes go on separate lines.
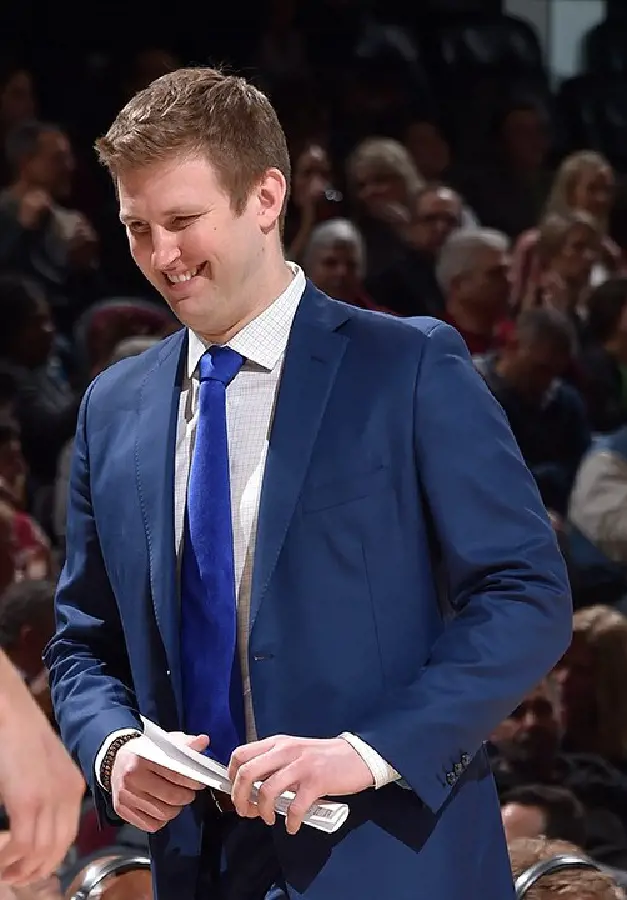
top-left (365, 184), bottom-right (463, 317)
top-left (554, 607), bottom-right (627, 770)
top-left (303, 218), bottom-right (389, 311)
top-left (346, 137), bottom-right (422, 281)
top-left (475, 308), bottom-right (590, 514)
top-left (0, 416), bottom-right (54, 582)
top-left (581, 279), bottom-right (627, 433)
top-left (508, 837), bottom-right (623, 900)
top-left (0, 61), bottom-right (37, 187)
top-left (455, 100), bottom-right (553, 239)
top-left (567, 430), bottom-right (627, 607)
top-left (435, 228), bottom-right (512, 356)
top-left (286, 142), bottom-right (343, 263)
top-left (0, 274), bottom-right (79, 496)
top-left (0, 580), bottom-right (56, 717)
top-left (491, 679), bottom-right (627, 867)
top-left (520, 212), bottom-right (601, 339)
top-left (0, 120), bottom-right (103, 333)
top-left (512, 152), bottom-right (622, 308)
top-left (402, 118), bottom-right (452, 183)
top-left (255, 0), bottom-right (310, 90)
top-left (501, 784), bottom-right (586, 846)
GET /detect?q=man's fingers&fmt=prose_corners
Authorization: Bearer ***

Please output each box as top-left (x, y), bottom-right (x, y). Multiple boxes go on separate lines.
top-left (231, 747), bottom-right (293, 815)
top-left (116, 804), bottom-right (164, 834)
top-left (140, 771), bottom-right (198, 807)
top-left (285, 785), bottom-right (320, 836)
top-left (116, 788), bottom-right (181, 825)
top-left (5, 806), bottom-right (56, 887)
top-left (228, 737), bottom-right (282, 781)
top-left (254, 764), bottom-right (302, 826)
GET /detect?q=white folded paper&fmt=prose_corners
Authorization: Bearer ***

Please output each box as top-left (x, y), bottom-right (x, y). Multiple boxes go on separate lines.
top-left (130, 717), bottom-right (349, 834)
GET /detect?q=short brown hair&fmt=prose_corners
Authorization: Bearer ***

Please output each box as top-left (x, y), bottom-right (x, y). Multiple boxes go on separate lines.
top-left (509, 837), bottom-right (623, 900)
top-left (95, 66), bottom-right (291, 216)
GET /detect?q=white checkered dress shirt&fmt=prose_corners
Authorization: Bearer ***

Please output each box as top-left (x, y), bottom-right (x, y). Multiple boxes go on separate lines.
top-left (97, 264), bottom-right (398, 789)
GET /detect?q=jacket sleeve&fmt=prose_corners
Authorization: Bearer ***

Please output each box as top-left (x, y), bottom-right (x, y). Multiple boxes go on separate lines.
top-left (44, 380), bottom-right (142, 821)
top-left (355, 321), bottom-right (572, 813)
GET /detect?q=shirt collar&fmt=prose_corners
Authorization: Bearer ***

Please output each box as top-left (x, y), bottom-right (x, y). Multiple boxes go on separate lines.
top-left (187, 263), bottom-right (305, 379)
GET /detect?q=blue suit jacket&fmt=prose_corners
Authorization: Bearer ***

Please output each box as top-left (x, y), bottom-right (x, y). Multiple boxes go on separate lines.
top-left (46, 283), bottom-right (572, 900)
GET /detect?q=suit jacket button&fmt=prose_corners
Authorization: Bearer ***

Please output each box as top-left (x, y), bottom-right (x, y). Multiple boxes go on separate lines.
top-left (461, 753), bottom-right (470, 766)
top-left (446, 772), bottom-right (456, 785)
top-left (454, 762), bottom-right (463, 774)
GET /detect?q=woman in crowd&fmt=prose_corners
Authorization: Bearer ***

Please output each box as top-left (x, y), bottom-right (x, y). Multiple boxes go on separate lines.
top-left (512, 151), bottom-right (622, 308)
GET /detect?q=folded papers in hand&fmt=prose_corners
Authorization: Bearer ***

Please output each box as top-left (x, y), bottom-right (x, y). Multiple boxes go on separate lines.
top-left (129, 717), bottom-right (349, 834)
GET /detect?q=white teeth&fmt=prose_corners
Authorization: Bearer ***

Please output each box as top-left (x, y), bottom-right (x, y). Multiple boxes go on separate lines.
top-left (166, 266), bottom-right (200, 284)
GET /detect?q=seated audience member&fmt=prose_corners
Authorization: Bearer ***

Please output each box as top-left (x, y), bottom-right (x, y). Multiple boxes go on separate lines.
top-left (0, 580), bottom-right (56, 718)
top-left (568, 432), bottom-right (627, 605)
top-left (511, 151), bottom-right (622, 308)
top-left (508, 837), bottom-right (624, 900)
top-left (491, 678), bottom-right (627, 868)
top-left (454, 101), bottom-right (553, 240)
top-left (0, 415), bottom-right (54, 581)
top-left (0, 274), bottom-right (79, 494)
top-left (435, 227), bottom-right (512, 356)
top-left (285, 142), bottom-right (343, 264)
top-left (346, 136), bottom-right (423, 281)
top-left (501, 784), bottom-right (586, 847)
top-left (366, 184), bottom-right (463, 317)
top-left (303, 218), bottom-right (391, 311)
top-left (554, 607), bottom-right (627, 773)
top-left (475, 308), bottom-right (591, 514)
top-left (519, 212), bottom-right (601, 335)
top-left (0, 61), bottom-right (37, 188)
top-left (0, 120), bottom-right (103, 332)
top-left (580, 279), bottom-right (627, 434)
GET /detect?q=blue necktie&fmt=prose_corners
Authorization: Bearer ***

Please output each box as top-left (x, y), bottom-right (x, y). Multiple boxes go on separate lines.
top-left (180, 345), bottom-right (245, 765)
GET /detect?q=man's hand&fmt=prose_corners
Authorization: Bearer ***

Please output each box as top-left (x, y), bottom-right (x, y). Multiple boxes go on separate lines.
top-left (229, 736), bottom-right (373, 834)
top-left (0, 655), bottom-right (84, 886)
top-left (17, 190), bottom-right (51, 230)
top-left (111, 733), bottom-right (207, 833)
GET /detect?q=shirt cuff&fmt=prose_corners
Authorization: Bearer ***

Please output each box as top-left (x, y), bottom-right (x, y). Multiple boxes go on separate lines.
top-left (94, 728), bottom-right (142, 787)
top-left (339, 732), bottom-right (402, 789)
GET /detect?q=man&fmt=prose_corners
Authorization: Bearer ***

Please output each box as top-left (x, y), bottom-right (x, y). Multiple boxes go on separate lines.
top-left (0, 648), bottom-right (84, 886)
top-left (0, 121), bottom-right (103, 333)
top-left (302, 218), bottom-right (391, 312)
top-left (436, 228), bottom-right (512, 356)
top-left (490, 679), bottom-right (627, 869)
top-left (475, 308), bottom-right (591, 515)
top-left (45, 67), bottom-right (572, 900)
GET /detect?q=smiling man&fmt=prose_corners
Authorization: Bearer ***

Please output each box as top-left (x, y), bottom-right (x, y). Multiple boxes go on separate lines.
top-left (45, 67), bottom-right (572, 900)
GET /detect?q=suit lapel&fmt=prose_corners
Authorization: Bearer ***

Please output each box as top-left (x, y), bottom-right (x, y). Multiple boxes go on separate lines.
top-left (135, 330), bottom-right (187, 711)
top-left (250, 285), bottom-right (350, 630)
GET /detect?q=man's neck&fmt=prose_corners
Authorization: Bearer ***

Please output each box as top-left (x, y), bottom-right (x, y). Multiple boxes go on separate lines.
top-left (195, 259), bottom-right (295, 345)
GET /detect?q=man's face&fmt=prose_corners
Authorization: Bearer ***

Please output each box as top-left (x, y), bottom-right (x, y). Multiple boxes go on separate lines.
top-left (118, 155), bottom-right (284, 338)
top-left (505, 339), bottom-right (571, 401)
top-left (25, 129), bottom-right (75, 199)
top-left (497, 683), bottom-right (562, 767)
top-left (455, 246), bottom-right (511, 318)
top-left (411, 188), bottom-right (461, 255)
top-left (307, 239), bottom-right (361, 302)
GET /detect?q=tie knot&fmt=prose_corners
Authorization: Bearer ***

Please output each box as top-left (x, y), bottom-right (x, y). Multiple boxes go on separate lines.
top-left (199, 346), bottom-right (244, 385)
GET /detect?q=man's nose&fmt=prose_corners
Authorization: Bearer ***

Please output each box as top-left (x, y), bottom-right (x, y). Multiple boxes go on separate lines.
top-left (151, 229), bottom-right (181, 270)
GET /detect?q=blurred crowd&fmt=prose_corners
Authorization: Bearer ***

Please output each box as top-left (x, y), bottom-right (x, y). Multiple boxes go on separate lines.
top-left (3, 1), bottom-right (627, 897)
